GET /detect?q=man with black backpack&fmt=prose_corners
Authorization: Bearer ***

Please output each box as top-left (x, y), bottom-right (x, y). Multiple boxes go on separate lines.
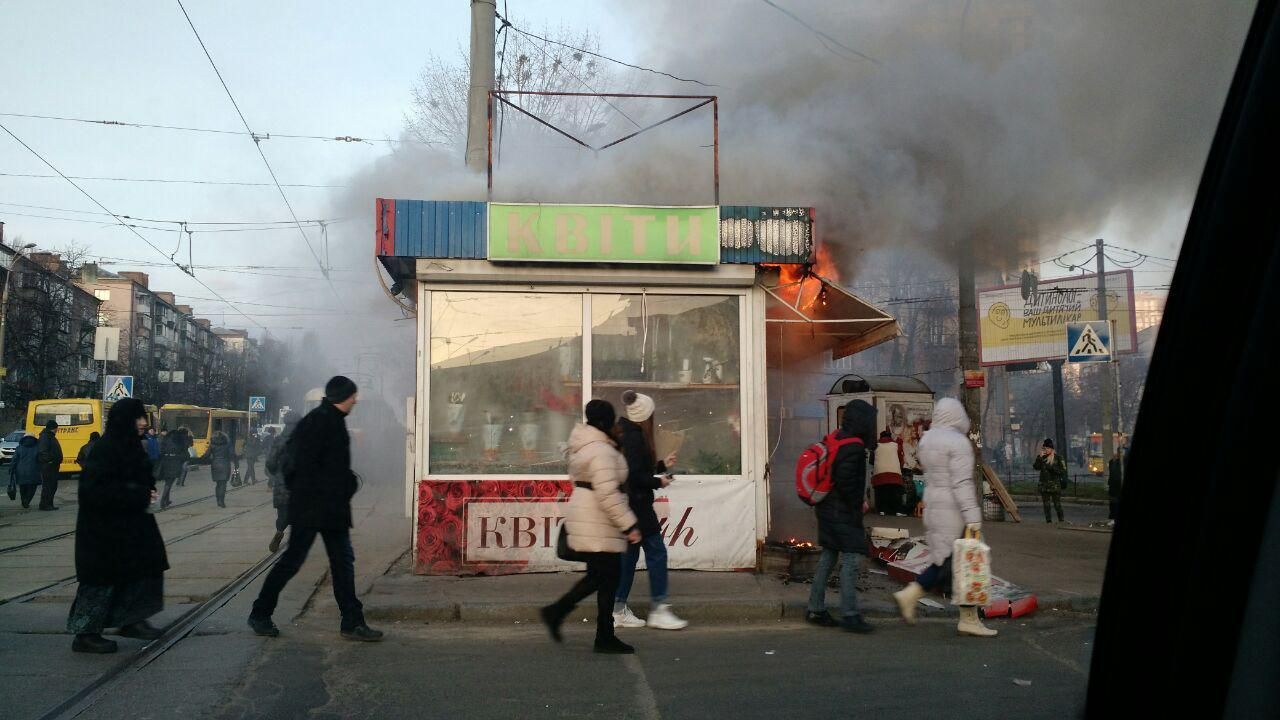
top-left (247, 376), bottom-right (383, 642)
top-left (804, 399), bottom-right (877, 634)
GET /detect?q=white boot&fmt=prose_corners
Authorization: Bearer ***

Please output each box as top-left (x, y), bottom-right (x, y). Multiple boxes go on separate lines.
top-left (892, 582), bottom-right (925, 625)
top-left (613, 605), bottom-right (647, 629)
top-left (957, 606), bottom-right (998, 637)
top-left (646, 603), bottom-right (689, 630)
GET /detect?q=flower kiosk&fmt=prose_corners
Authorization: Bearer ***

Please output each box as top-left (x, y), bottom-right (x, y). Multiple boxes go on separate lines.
top-left (375, 200), bottom-right (899, 574)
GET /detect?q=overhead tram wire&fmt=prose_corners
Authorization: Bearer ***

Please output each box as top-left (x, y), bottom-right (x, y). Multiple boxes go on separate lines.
top-left (495, 12), bottom-right (717, 87)
top-left (0, 120), bottom-right (269, 334)
top-left (0, 211), bottom-right (339, 235)
top-left (175, 0), bottom-right (342, 304)
top-left (759, 0), bottom-right (881, 65)
top-left (0, 172), bottom-right (343, 188)
top-left (0, 202), bottom-right (343, 230)
top-left (0, 111), bottom-right (437, 147)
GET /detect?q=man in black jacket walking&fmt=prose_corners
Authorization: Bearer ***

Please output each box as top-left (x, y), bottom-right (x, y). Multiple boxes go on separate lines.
top-left (247, 376), bottom-right (382, 642)
top-left (37, 419), bottom-right (64, 511)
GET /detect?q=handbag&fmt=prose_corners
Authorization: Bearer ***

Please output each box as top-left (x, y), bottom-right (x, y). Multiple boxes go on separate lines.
top-left (6, 478), bottom-right (15, 501)
top-left (951, 526), bottom-right (991, 606)
top-left (556, 524), bottom-right (587, 563)
top-left (230, 467), bottom-right (242, 487)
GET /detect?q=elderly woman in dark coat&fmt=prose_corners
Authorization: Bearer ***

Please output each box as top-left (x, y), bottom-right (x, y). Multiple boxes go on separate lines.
top-left (201, 431), bottom-right (236, 508)
top-left (68, 398), bottom-right (169, 654)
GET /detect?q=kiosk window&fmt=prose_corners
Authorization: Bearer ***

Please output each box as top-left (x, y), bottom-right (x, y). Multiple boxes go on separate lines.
top-left (429, 291), bottom-right (583, 475)
top-left (591, 295), bottom-right (742, 475)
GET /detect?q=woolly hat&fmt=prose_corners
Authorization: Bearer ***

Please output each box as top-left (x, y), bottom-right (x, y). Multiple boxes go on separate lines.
top-left (621, 390), bottom-right (655, 423)
top-left (1043, 438), bottom-right (1055, 449)
top-left (324, 375), bottom-right (359, 403)
top-left (584, 399), bottom-right (616, 435)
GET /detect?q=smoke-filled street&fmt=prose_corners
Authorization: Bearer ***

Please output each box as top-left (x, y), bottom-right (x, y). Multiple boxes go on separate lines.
top-left (2, 0), bottom-right (1276, 717)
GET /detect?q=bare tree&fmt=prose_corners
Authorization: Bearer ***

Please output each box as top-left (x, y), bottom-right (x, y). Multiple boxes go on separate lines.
top-left (406, 22), bottom-right (641, 146)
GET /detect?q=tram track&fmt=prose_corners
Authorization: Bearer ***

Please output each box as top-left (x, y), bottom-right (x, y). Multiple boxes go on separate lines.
top-left (0, 479), bottom-right (261, 555)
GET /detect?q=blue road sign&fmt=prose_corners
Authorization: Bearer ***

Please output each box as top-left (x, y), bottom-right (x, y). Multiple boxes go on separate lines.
top-left (249, 396), bottom-right (267, 413)
top-left (1067, 321), bottom-right (1112, 363)
top-left (104, 375), bottom-right (134, 401)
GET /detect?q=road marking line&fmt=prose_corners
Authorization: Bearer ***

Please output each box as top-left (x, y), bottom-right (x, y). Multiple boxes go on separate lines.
top-left (623, 654), bottom-right (661, 720)
top-left (1023, 634), bottom-right (1088, 677)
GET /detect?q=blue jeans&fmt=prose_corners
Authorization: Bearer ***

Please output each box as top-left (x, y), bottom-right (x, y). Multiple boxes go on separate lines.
top-left (808, 549), bottom-right (861, 619)
top-left (615, 532), bottom-right (669, 606)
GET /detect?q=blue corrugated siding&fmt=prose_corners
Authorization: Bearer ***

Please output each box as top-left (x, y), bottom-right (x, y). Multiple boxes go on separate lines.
top-left (381, 201), bottom-right (811, 264)
top-left (390, 200), bottom-right (487, 259)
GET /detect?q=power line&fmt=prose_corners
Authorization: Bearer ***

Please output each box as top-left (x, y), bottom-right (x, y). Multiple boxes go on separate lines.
top-left (0, 202), bottom-right (342, 229)
top-left (0, 171), bottom-right (342, 188)
top-left (0, 111), bottom-right (437, 146)
top-left (759, 0), bottom-right (881, 65)
top-left (496, 12), bottom-right (716, 87)
top-left (0, 210), bottom-right (340, 235)
top-left (0, 119), bottom-right (268, 333)
top-left (175, 0), bottom-right (343, 305)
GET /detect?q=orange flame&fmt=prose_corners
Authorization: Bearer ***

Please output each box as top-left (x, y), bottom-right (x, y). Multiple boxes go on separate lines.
top-left (765, 243), bottom-right (839, 312)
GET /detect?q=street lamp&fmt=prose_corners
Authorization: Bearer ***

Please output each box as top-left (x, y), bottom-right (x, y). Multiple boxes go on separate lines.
top-left (0, 243), bottom-right (39, 412)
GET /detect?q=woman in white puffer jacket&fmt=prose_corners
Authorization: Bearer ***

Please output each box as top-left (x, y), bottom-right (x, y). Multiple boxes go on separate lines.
top-left (892, 398), bottom-right (997, 638)
top-left (541, 400), bottom-right (641, 654)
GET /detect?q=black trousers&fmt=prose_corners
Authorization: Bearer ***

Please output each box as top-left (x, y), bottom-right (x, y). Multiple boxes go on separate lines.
top-left (1041, 491), bottom-right (1064, 522)
top-left (38, 468), bottom-right (58, 509)
top-left (160, 476), bottom-right (178, 508)
top-left (551, 551), bottom-right (621, 641)
top-left (243, 459), bottom-right (257, 484)
top-left (19, 483), bottom-right (38, 508)
top-left (214, 477), bottom-right (229, 506)
top-left (873, 484), bottom-right (901, 514)
top-left (252, 527), bottom-right (365, 630)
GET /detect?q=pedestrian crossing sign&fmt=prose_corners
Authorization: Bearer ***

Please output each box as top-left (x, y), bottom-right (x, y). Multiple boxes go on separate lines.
top-left (104, 375), bottom-right (134, 401)
top-left (249, 396), bottom-right (267, 413)
top-left (1066, 321), bottom-right (1112, 363)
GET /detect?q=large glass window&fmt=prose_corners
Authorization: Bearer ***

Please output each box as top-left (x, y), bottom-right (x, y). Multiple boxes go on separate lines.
top-left (33, 403), bottom-right (95, 427)
top-left (429, 292), bottom-right (583, 475)
top-left (591, 295), bottom-right (742, 475)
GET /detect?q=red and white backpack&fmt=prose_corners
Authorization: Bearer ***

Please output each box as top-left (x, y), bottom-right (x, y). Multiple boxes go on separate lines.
top-left (795, 432), bottom-right (864, 506)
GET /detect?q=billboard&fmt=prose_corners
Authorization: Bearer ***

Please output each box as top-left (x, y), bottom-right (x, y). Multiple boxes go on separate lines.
top-left (488, 203), bottom-right (720, 264)
top-left (978, 270), bottom-right (1137, 366)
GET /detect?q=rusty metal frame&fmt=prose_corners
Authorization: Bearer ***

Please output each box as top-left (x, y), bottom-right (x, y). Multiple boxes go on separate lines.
top-left (487, 90), bottom-right (719, 203)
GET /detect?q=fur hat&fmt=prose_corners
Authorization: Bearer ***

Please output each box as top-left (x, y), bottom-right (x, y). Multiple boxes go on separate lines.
top-left (584, 399), bottom-right (616, 435)
top-left (621, 390), bottom-right (655, 423)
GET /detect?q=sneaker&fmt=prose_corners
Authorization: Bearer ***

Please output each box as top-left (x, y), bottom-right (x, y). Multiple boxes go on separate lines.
top-left (613, 605), bottom-right (647, 629)
top-left (540, 605), bottom-right (565, 643)
top-left (247, 615), bottom-right (280, 637)
top-left (72, 633), bottom-right (118, 654)
top-left (646, 603), bottom-right (688, 631)
top-left (841, 615), bottom-right (874, 634)
top-left (341, 624), bottom-right (384, 642)
top-left (117, 620), bottom-right (164, 640)
top-left (268, 530), bottom-right (285, 553)
top-left (805, 610), bottom-right (840, 627)
top-left (593, 636), bottom-right (636, 654)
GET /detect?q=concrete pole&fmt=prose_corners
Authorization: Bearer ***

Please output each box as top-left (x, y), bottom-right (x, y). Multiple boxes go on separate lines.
top-left (1095, 239), bottom-right (1116, 468)
top-left (958, 248), bottom-right (982, 436)
top-left (1050, 359), bottom-right (1068, 459)
top-left (465, 0), bottom-right (497, 173)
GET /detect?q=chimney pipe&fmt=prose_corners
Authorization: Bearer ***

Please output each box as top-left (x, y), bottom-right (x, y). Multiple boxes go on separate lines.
top-left (465, 0), bottom-right (497, 173)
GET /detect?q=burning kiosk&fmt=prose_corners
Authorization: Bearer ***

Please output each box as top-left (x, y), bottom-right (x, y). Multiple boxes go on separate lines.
top-left (374, 94), bottom-right (900, 575)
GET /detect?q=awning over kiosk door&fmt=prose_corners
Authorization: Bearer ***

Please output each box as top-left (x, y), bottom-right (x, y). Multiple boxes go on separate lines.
top-left (761, 267), bottom-right (900, 360)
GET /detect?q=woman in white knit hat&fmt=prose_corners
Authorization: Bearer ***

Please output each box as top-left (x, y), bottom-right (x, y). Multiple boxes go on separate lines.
top-left (612, 390), bottom-right (688, 631)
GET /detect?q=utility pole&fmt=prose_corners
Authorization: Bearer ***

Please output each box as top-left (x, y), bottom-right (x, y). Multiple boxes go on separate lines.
top-left (464, 0), bottom-right (497, 173)
top-left (1050, 359), bottom-right (1068, 458)
top-left (1095, 238), bottom-right (1116, 469)
top-left (957, 247), bottom-right (982, 435)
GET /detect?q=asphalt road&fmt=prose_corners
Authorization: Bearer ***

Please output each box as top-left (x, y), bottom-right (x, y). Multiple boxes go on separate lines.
top-left (212, 616), bottom-right (1093, 720)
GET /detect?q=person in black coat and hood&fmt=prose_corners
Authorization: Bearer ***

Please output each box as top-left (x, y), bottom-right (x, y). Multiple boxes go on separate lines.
top-left (200, 431), bottom-right (236, 508)
top-left (157, 429), bottom-right (188, 509)
top-left (37, 419), bottom-right (64, 510)
top-left (248, 376), bottom-right (383, 642)
top-left (806, 399), bottom-right (877, 634)
top-left (67, 398), bottom-right (168, 654)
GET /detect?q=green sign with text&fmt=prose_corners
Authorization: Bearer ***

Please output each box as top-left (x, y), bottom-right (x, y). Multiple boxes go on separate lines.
top-left (488, 203), bottom-right (720, 264)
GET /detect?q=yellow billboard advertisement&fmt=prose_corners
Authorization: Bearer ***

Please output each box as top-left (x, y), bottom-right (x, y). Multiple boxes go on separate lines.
top-left (978, 270), bottom-right (1137, 366)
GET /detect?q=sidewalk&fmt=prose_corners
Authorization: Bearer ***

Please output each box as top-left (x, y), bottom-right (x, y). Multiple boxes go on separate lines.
top-left (363, 514), bottom-right (1111, 626)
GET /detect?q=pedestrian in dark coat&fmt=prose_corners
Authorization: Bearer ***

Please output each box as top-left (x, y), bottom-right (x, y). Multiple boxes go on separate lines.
top-left (37, 419), bottom-right (64, 510)
top-left (243, 432), bottom-right (262, 485)
top-left (75, 432), bottom-right (101, 469)
top-left (264, 424), bottom-right (291, 552)
top-left (1033, 438), bottom-right (1069, 523)
top-left (68, 398), bottom-right (168, 654)
top-left (1107, 446), bottom-right (1124, 527)
top-left (200, 432), bottom-right (235, 508)
top-left (157, 431), bottom-right (188, 509)
top-left (8, 435), bottom-right (42, 508)
top-left (806, 399), bottom-right (876, 633)
top-left (612, 391), bottom-right (686, 631)
top-left (248, 376), bottom-right (382, 642)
